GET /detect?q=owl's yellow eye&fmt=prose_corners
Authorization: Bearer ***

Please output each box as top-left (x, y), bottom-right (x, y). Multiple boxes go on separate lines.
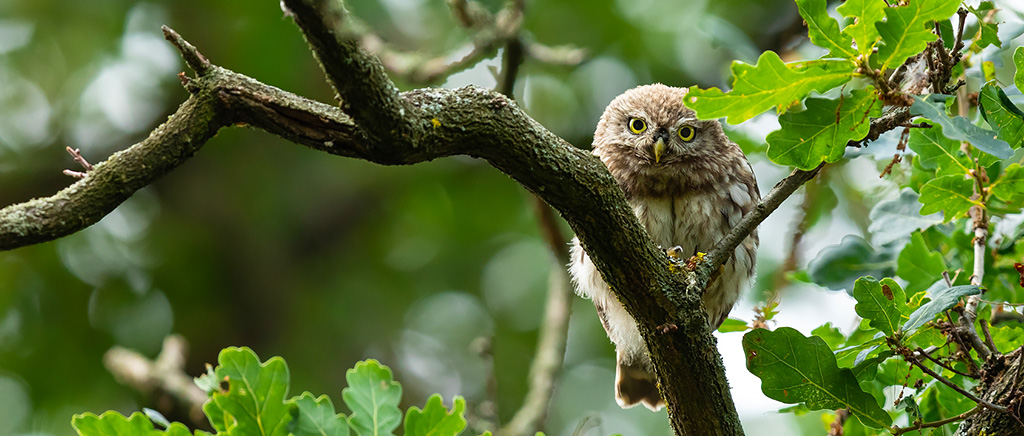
top-left (628, 118), bottom-right (647, 134)
top-left (678, 125), bottom-right (696, 142)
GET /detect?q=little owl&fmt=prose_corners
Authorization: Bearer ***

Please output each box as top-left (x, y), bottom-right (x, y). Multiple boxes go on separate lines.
top-left (569, 83), bottom-right (759, 411)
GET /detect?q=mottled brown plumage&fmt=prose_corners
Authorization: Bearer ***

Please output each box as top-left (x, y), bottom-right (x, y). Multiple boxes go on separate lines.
top-left (569, 84), bottom-right (759, 411)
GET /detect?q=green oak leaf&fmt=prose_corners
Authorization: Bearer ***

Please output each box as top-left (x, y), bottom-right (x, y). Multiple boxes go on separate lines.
top-left (73, 411), bottom-right (193, 436)
top-left (910, 95), bottom-right (1013, 159)
top-left (795, 0), bottom-right (856, 59)
top-left (897, 231), bottom-right (946, 294)
top-left (989, 324), bottom-right (1024, 354)
top-left (902, 285), bottom-right (982, 333)
top-left (343, 360), bottom-right (402, 436)
top-left (718, 318), bottom-right (750, 333)
top-left (867, 189), bottom-right (943, 245)
top-left (293, 393), bottom-right (349, 436)
top-left (404, 394), bottom-right (467, 436)
top-left (837, 0), bottom-right (886, 56)
top-left (907, 122), bottom-right (975, 177)
top-left (685, 51), bottom-right (854, 124)
top-left (211, 347), bottom-right (294, 436)
top-left (743, 327), bottom-right (892, 428)
top-left (1016, 47), bottom-right (1024, 91)
top-left (876, 0), bottom-right (961, 71)
top-left (990, 164), bottom-right (1024, 205)
top-left (918, 175), bottom-right (979, 222)
top-left (979, 83), bottom-right (1024, 149)
top-left (812, 322), bottom-right (846, 349)
top-left (807, 235), bottom-right (896, 292)
top-left (968, 3), bottom-right (1001, 50)
top-left (766, 87), bottom-right (881, 169)
top-left (853, 277), bottom-right (906, 336)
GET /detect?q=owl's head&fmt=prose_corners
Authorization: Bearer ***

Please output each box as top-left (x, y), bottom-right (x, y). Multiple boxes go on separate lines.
top-left (592, 84), bottom-right (729, 167)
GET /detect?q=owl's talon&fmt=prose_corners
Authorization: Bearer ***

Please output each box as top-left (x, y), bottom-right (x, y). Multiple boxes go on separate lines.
top-left (656, 323), bottom-right (678, 335)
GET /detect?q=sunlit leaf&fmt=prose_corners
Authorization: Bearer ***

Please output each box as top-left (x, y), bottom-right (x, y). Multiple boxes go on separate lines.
top-left (1016, 47), bottom-right (1024, 91)
top-left (979, 83), bottom-right (1024, 149)
top-left (968, 2), bottom-right (1001, 50)
top-left (766, 87), bottom-right (881, 169)
top-left (812, 322), bottom-right (845, 349)
top-left (685, 52), bottom-right (854, 124)
top-left (897, 231), bottom-right (946, 294)
top-left (867, 189), bottom-right (943, 245)
top-left (211, 347), bottom-right (294, 436)
top-left (73, 412), bottom-right (192, 436)
top-left (918, 175), bottom-right (978, 222)
top-left (293, 393), bottom-right (349, 436)
top-left (343, 360), bottom-right (402, 436)
top-left (991, 164), bottom-right (1024, 205)
top-left (837, 0), bottom-right (886, 55)
top-left (907, 122), bottom-right (975, 177)
top-left (807, 235), bottom-right (896, 292)
top-left (403, 394), bottom-right (467, 436)
top-left (988, 324), bottom-right (1024, 354)
top-left (795, 0), bottom-right (856, 59)
top-left (718, 318), bottom-right (749, 333)
top-left (743, 328), bottom-right (892, 428)
top-left (876, 0), bottom-right (961, 71)
top-left (902, 285), bottom-right (982, 333)
top-left (910, 95), bottom-right (1013, 159)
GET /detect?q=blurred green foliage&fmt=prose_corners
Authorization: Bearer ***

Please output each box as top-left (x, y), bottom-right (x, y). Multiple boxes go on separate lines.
top-left (3, 0), bottom-right (1024, 436)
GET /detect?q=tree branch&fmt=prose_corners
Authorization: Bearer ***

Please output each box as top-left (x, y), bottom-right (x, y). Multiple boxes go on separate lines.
top-left (104, 335), bottom-right (208, 424)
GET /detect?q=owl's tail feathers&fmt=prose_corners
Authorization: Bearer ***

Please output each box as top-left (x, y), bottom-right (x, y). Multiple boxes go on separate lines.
top-left (615, 355), bottom-right (664, 411)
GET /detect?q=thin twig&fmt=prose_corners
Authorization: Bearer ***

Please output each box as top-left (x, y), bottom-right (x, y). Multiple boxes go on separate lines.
top-left (827, 409), bottom-right (849, 436)
top-left (905, 349), bottom-right (1007, 413)
top-left (695, 163), bottom-right (824, 291)
top-left (65, 146), bottom-right (93, 171)
top-left (890, 405), bottom-right (982, 435)
top-left (916, 347), bottom-right (978, 379)
top-left (980, 319), bottom-right (1000, 357)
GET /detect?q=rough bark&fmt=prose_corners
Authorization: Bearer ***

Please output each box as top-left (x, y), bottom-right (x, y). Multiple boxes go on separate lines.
top-left (956, 350), bottom-right (1024, 436)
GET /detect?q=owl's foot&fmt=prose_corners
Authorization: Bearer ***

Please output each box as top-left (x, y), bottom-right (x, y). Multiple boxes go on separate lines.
top-left (655, 323), bottom-right (678, 334)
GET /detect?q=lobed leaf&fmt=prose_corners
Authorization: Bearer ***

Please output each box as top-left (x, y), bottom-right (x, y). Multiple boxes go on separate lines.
top-left (902, 285), bottom-right (982, 333)
top-left (807, 235), bottom-right (896, 292)
top-left (918, 175), bottom-right (978, 222)
top-left (795, 0), bottom-right (856, 59)
top-left (907, 122), bottom-right (975, 177)
top-left (967, 3), bottom-right (1001, 50)
top-left (343, 360), bottom-right (403, 436)
top-left (990, 164), bottom-right (1024, 205)
top-left (875, 0), bottom-right (961, 71)
top-left (293, 393), bottom-right (349, 436)
top-left (211, 347), bottom-right (294, 436)
top-left (766, 87), bottom-right (881, 169)
top-left (852, 277), bottom-right (906, 336)
top-left (910, 95), bottom-right (1013, 159)
top-left (743, 327), bottom-right (892, 428)
top-left (73, 412), bottom-right (192, 436)
top-left (979, 83), bottom-right (1024, 149)
top-left (836, 0), bottom-right (886, 56)
top-left (685, 51), bottom-right (854, 124)
top-left (403, 394), bottom-right (467, 436)
top-left (896, 231), bottom-right (946, 294)
top-left (1016, 47), bottom-right (1024, 91)
top-left (867, 189), bottom-right (943, 245)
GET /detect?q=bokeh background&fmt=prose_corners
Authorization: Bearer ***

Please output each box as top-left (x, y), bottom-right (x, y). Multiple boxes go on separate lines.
top-left (1, 1), bottom-right (1023, 435)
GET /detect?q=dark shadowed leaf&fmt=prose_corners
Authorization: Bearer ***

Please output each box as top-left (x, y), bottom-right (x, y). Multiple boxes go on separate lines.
top-left (868, 189), bottom-right (943, 245)
top-left (807, 235), bottom-right (896, 292)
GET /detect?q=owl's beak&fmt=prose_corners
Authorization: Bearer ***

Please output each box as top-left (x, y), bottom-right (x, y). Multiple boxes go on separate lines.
top-left (652, 137), bottom-right (666, 164)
